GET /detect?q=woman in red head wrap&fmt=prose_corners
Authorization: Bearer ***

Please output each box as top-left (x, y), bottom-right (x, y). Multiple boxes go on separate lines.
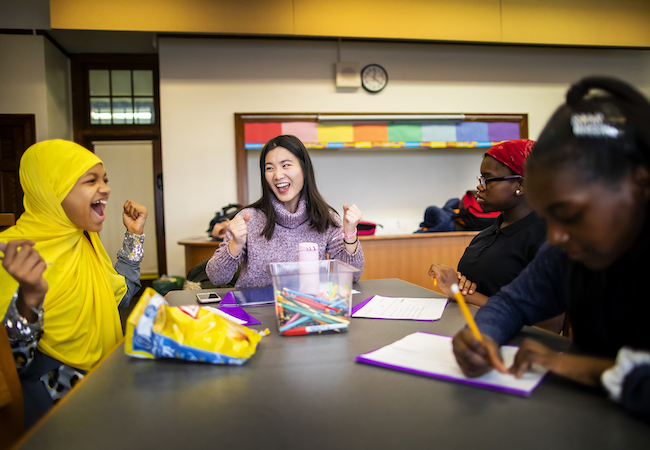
top-left (428, 139), bottom-right (562, 331)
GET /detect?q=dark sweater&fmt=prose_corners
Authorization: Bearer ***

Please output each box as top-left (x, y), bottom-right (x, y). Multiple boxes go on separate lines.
top-left (475, 243), bottom-right (650, 421)
top-left (457, 211), bottom-right (546, 297)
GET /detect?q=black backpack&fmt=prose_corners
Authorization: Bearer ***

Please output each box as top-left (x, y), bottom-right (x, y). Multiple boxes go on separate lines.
top-left (207, 203), bottom-right (242, 235)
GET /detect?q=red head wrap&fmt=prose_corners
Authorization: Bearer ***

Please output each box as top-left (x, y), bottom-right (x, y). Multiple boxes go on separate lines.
top-left (485, 139), bottom-right (535, 176)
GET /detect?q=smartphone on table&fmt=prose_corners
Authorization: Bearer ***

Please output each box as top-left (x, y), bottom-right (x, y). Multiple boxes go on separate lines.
top-left (196, 292), bottom-right (221, 304)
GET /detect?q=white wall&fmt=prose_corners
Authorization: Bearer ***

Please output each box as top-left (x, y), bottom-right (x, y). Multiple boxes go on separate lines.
top-left (0, 34), bottom-right (48, 141)
top-left (95, 141), bottom-right (158, 275)
top-left (159, 37), bottom-right (650, 276)
top-left (0, 34), bottom-right (72, 141)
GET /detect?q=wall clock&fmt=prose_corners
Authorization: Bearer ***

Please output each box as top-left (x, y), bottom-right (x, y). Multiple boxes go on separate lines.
top-left (361, 64), bottom-right (388, 93)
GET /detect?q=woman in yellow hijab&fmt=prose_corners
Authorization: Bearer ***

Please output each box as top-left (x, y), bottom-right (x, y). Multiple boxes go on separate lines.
top-left (0, 139), bottom-right (148, 427)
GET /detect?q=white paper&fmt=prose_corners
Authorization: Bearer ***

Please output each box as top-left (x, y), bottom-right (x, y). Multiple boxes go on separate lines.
top-left (357, 332), bottom-right (547, 396)
top-left (204, 306), bottom-right (247, 325)
top-left (352, 295), bottom-right (448, 321)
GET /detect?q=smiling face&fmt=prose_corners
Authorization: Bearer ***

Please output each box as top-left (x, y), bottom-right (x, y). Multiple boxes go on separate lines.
top-left (526, 164), bottom-right (650, 270)
top-left (264, 146), bottom-right (305, 213)
top-left (475, 155), bottom-right (522, 213)
top-left (61, 163), bottom-right (110, 232)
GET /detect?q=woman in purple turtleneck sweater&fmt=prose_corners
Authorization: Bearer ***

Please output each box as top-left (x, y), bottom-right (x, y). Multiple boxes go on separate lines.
top-left (206, 135), bottom-right (364, 288)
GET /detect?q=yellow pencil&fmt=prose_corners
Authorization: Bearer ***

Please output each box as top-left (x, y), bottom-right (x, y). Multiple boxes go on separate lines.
top-left (432, 277), bottom-right (437, 287)
top-left (451, 283), bottom-right (483, 343)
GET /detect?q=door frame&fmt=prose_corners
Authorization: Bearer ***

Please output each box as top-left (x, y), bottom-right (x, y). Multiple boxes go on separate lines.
top-left (71, 54), bottom-right (166, 275)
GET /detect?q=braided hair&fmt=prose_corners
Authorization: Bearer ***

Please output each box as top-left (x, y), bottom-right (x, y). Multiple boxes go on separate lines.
top-left (528, 77), bottom-right (650, 185)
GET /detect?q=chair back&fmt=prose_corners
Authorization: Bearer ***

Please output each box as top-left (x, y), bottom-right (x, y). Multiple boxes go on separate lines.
top-left (0, 326), bottom-right (24, 449)
top-left (0, 213), bottom-right (15, 232)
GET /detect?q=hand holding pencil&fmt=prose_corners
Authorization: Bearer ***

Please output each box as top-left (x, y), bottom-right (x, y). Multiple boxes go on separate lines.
top-left (450, 284), bottom-right (507, 377)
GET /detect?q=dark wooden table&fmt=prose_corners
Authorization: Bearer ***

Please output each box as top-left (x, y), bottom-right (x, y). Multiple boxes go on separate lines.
top-left (17, 279), bottom-right (650, 449)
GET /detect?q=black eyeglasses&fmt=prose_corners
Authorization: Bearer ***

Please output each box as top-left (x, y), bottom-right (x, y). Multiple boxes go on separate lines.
top-left (477, 175), bottom-right (522, 189)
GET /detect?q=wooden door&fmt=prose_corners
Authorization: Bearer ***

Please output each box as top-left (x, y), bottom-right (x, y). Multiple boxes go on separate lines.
top-left (0, 115), bottom-right (35, 217)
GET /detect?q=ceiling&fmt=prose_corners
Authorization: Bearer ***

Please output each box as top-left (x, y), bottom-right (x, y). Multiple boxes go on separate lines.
top-left (46, 29), bottom-right (159, 54)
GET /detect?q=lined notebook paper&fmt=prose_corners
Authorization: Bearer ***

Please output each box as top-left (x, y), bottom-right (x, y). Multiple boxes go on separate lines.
top-left (351, 295), bottom-right (448, 321)
top-left (356, 332), bottom-right (547, 396)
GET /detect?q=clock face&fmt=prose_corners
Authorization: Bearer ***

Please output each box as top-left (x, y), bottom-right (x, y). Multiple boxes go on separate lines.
top-left (361, 64), bottom-right (388, 93)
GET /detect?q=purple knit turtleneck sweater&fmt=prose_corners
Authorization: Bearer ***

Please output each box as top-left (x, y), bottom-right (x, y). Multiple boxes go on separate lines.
top-left (206, 194), bottom-right (364, 288)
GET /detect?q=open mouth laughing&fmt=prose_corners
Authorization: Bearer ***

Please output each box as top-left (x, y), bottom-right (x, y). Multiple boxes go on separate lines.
top-left (91, 199), bottom-right (107, 218)
top-left (276, 182), bottom-right (290, 194)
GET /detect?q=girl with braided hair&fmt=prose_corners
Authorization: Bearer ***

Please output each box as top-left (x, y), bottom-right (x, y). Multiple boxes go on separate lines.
top-left (452, 77), bottom-right (650, 421)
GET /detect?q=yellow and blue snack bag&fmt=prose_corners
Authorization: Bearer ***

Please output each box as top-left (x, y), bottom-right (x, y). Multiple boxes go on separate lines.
top-left (125, 288), bottom-right (263, 364)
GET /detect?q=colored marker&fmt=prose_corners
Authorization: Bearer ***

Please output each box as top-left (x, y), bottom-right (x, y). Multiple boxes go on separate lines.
top-left (282, 323), bottom-right (349, 336)
top-left (279, 315), bottom-right (311, 332)
top-left (329, 284), bottom-right (338, 301)
top-left (284, 288), bottom-right (337, 307)
top-left (284, 292), bottom-right (338, 313)
top-left (282, 312), bottom-right (302, 327)
top-left (276, 299), bottom-right (338, 324)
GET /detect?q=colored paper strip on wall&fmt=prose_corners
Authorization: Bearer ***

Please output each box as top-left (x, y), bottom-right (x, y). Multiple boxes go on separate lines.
top-left (243, 120), bottom-right (524, 149)
top-left (426, 141), bottom-right (449, 148)
top-left (353, 123), bottom-right (388, 142)
top-left (456, 122), bottom-right (488, 142)
top-left (317, 124), bottom-right (354, 142)
top-left (488, 122), bottom-right (520, 142)
top-left (282, 122), bottom-right (318, 142)
top-left (244, 122), bottom-right (282, 145)
top-left (388, 124), bottom-right (422, 142)
top-left (422, 123), bottom-right (457, 141)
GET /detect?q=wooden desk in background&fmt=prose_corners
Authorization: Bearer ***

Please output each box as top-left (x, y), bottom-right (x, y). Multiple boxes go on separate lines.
top-left (179, 231), bottom-right (477, 289)
top-left (358, 231), bottom-right (478, 290)
top-left (177, 236), bottom-right (220, 275)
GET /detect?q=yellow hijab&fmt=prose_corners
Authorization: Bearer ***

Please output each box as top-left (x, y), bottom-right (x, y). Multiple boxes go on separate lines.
top-left (0, 140), bottom-right (126, 371)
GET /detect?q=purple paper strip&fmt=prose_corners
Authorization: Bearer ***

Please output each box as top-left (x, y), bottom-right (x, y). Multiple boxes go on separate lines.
top-left (488, 122), bottom-right (520, 142)
top-left (217, 306), bottom-right (262, 326)
top-left (355, 355), bottom-right (535, 396)
top-left (219, 291), bottom-right (237, 306)
top-left (355, 332), bottom-right (545, 397)
top-left (351, 295), bottom-right (375, 315)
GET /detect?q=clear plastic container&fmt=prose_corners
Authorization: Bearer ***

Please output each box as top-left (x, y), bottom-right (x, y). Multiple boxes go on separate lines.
top-left (267, 260), bottom-right (359, 336)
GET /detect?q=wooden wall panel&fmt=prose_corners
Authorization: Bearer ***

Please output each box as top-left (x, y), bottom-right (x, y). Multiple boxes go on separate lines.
top-left (502, 0), bottom-right (650, 47)
top-left (50, 0), bottom-right (650, 47)
top-left (358, 232), bottom-right (478, 291)
top-left (50, 0), bottom-right (294, 34)
top-left (293, 0), bottom-right (502, 42)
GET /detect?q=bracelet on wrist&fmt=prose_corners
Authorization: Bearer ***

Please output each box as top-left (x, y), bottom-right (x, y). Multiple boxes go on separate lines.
top-left (117, 231), bottom-right (145, 262)
top-left (343, 230), bottom-right (357, 240)
top-left (343, 236), bottom-right (359, 245)
top-left (3, 288), bottom-right (44, 342)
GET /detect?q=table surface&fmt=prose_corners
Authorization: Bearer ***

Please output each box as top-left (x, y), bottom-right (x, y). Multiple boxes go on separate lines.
top-left (18, 279), bottom-right (650, 449)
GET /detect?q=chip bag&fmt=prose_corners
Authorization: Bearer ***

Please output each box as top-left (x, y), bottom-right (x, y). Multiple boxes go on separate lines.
top-left (125, 288), bottom-right (263, 364)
